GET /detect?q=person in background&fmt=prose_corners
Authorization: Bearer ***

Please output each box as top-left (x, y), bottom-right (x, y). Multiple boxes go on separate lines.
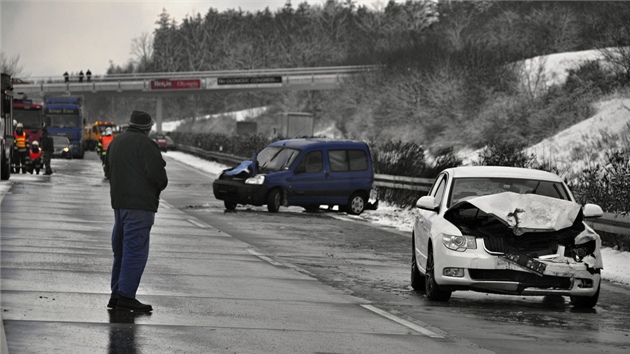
top-left (104, 110), bottom-right (168, 312)
top-left (97, 127), bottom-right (114, 175)
top-left (12, 123), bottom-right (29, 174)
top-left (79, 70), bottom-right (84, 83)
top-left (40, 128), bottom-right (54, 175)
top-left (97, 127), bottom-right (114, 162)
top-left (63, 72), bottom-right (69, 83)
top-left (28, 140), bottom-right (43, 174)
top-left (86, 69), bottom-right (92, 82)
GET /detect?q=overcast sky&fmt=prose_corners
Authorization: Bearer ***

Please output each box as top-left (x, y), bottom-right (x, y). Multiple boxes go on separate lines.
top-left (1, 0), bottom-right (390, 79)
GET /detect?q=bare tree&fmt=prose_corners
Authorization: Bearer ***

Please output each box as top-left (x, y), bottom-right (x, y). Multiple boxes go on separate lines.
top-left (0, 52), bottom-right (28, 77)
top-left (131, 32), bottom-right (154, 72)
top-left (599, 23), bottom-right (630, 83)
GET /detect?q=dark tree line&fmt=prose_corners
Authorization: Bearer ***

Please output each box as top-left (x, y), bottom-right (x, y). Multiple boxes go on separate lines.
top-left (101, 0), bottom-right (630, 151)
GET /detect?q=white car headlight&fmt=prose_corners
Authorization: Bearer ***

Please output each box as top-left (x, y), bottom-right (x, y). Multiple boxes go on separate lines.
top-left (245, 175), bottom-right (265, 185)
top-left (442, 234), bottom-right (476, 252)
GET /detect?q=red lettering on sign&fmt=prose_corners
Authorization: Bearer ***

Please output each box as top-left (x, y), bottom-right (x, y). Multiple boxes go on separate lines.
top-left (151, 79), bottom-right (201, 90)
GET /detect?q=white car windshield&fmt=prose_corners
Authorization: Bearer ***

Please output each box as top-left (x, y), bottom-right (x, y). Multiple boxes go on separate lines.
top-left (449, 177), bottom-right (570, 207)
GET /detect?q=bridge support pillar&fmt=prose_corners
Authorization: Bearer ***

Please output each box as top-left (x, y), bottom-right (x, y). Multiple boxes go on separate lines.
top-left (156, 96), bottom-right (163, 133)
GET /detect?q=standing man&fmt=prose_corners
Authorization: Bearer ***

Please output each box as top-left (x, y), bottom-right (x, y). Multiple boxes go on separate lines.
top-left (104, 111), bottom-right (167, 312)
top-left (40, 128), bottom-right (54, 175)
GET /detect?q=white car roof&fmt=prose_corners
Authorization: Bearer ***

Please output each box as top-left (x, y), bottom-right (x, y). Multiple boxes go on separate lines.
top-left (446, 166), bottom-right (564, 182)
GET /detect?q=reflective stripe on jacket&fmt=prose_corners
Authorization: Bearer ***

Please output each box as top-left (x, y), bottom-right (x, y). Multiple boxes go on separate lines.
top-left (14, 132), bottom-right (27, 149)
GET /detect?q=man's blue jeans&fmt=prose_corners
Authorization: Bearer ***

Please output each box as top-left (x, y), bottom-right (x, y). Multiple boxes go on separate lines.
top-left (111, 208), bottom-right (155, 299)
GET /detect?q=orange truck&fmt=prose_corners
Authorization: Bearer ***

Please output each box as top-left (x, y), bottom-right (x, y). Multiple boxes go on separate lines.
top-left (84, 121), bottom-right (117, 151)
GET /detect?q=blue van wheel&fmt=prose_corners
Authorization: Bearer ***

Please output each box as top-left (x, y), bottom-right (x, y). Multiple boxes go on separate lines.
top-left (346, 193), bottom-right (366, 215)
top-left (267, 189), bottom-right (281, 212)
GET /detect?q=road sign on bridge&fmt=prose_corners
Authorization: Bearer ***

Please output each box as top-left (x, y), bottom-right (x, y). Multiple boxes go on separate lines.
top-left (150, 79), bottom-right (201, 90)
top-left (217, 76), bottom-right (282, 85)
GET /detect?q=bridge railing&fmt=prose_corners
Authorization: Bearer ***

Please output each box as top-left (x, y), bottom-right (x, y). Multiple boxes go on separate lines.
top-left (177, 144), bottom-right (630, 237)
top-left (17, 65), bottom-right (378, 85)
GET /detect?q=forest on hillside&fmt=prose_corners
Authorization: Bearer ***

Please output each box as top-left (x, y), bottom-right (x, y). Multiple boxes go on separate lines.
top-left (100, 0), bottom-right (630, 153)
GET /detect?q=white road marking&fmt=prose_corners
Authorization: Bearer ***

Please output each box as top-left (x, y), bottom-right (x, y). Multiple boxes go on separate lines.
top-left (248, 249), bottom-right (284, 266)
top-left (361, 304), bottom-right (445, 338)
top-left (187, 218), bottom-right (210, 228)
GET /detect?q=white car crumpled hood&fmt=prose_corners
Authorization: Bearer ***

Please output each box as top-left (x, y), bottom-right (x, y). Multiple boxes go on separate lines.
top-left (457, 192), bottom-right (581, 235)
top-left (449, 192), bottom-right (602, 269)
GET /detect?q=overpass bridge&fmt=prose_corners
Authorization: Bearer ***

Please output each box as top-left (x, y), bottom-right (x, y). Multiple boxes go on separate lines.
top-left (14, 66), bottom-right (374, 132)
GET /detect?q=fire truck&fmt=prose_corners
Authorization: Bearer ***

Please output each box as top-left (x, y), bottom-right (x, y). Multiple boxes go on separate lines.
top-left (84, 120), bottom-right (117, 151)
top-left (12, 93), bottom-right (45, 144)
top-left (1, 73), bottom-right (14, 180)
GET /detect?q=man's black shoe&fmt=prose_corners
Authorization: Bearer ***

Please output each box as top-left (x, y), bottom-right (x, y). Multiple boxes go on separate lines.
top-left (107, 297), bottom-right (118, 309)
top-left (116, 295), bottom-right (152, 312)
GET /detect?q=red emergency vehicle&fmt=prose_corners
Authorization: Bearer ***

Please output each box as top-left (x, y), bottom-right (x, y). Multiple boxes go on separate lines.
top-left (12, 94), bottom-right (45, 144)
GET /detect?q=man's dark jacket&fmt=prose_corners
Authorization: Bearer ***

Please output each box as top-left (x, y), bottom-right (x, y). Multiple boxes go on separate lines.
top-left (104, 127), bottom-right (168, 212)
top-left (40, 133), bottom-right (54, 153)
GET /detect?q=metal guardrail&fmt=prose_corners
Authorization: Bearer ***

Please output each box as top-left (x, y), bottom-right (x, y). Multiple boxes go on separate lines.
top-left (178, 145), bottom-right (247, 166)
top-left (372, 174), bottom-right (433, 192)
top-left (178, 144), bottom-right (629, 236)
top-left (586, 213), bottom-right (630, 236)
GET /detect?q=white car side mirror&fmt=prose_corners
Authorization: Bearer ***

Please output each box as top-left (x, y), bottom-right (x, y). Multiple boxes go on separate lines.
top-left (416, 196), bottom-right (438, 211)
top-left (583, 203), bottom-right (603, 218)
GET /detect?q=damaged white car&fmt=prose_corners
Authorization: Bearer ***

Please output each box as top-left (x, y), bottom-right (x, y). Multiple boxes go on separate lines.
top-left (411, 166), bottom-right (604, 308)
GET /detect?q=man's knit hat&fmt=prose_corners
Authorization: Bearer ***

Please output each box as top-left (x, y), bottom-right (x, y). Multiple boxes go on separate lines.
top-left (129, 110), bottom-right (154, 130)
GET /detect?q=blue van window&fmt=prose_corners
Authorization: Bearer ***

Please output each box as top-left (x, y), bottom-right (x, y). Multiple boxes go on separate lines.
top-left (329, 150), bottom-right (349, 171)
top-left (348, 150), bottom-right (368, 171)
top-left (329, 149), bottom-right (368, 172)
top-left (257, 146), bottom-right (300, 172)
top-left (297, 151), bottom-right (323, 173)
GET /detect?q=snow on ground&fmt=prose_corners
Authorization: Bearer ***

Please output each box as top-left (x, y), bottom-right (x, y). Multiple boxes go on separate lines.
top-left (520, 48), bottom-right (613, 90)
top-left (526, 98), bottom-right (630, 180)
top-left (164, 150), bottom-right (630, 286)
top-left (460, 48), bottom-right (630, 169)
top-left (458, 95), bottom-right (630, 179)
top-left (162, 106), bottom-right (268, 132)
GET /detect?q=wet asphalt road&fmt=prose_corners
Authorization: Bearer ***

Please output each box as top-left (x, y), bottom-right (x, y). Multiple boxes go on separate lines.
top-left (1, 151), bottom-right (629, 353)
top-left (0, 152), bottom-right (481, 354)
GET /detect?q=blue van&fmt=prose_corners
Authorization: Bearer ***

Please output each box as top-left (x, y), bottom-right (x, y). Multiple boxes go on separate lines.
top-left (212, 139), bottom-right (375, 214)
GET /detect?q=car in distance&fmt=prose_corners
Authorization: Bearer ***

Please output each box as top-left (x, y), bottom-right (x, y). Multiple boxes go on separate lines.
top-left (165, 135), bottom-right (176, 151)
top-left (51, 136), bottom-right (72, 159)
top-left (411, 166), bottom-right (604, 308)
top-left (149, 133), bottom-right (168, 152)
top-left (213, 139), bottom-right (375, 214)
